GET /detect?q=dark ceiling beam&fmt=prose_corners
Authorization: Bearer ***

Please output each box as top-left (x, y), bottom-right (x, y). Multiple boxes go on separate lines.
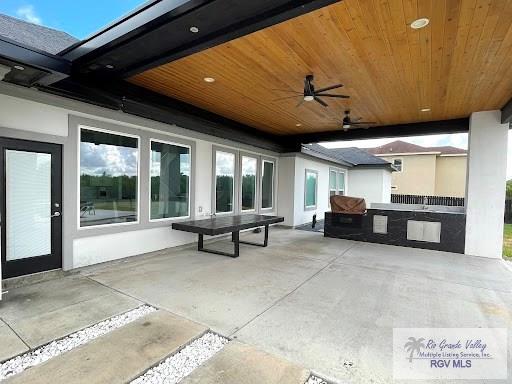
top-left (43, 78), bottom-right (287, 152)
top-left (0, 37), bottom-right (70, 86)
top-left (282, 118), bottom-right (470, 150)
top-left (501, 97), bottom-right (512, 124)
top-left (62, 0), bottom-right (341, 79)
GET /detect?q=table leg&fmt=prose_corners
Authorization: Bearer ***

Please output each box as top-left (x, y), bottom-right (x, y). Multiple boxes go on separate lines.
top-left (235, 225), bottom-right (270, 247)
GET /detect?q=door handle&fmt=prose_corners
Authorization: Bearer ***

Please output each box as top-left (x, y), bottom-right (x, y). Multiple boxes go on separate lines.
top-left (50, 212), bottom-right (61, 218)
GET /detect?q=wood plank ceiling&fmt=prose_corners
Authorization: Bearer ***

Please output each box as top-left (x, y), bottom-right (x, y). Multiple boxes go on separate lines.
top-left (129, 0), bottom-right (512, 136)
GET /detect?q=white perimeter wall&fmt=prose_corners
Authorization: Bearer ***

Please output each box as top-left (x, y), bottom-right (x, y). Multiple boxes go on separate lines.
top-left (0, 87), bottom-right (278, 270)
top-left (348, 168), bottom-right (392, 206)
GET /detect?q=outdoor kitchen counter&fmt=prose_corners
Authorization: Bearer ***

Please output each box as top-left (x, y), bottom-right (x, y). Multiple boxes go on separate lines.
top-left (324, 208), bottom-right (466, 254)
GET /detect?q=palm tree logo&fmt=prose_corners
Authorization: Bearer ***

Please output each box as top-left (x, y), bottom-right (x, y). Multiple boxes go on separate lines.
top-left (404, 337), bottom-right (425, 363)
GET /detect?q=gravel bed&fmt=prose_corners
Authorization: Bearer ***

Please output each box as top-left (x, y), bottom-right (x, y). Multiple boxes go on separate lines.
top-left (131, 332), bottom-right (229, 384)
top-left (305, 375), bottom-right (329, 384)
top-left (0, 305), bottom-right (156, 381)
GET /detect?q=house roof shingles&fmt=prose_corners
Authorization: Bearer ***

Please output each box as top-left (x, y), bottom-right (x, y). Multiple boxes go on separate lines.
top-left (301, 143), bottom-right (392, 169)
top-left (0, 14), bottom-right (78, 54)
top-left (365, 140), bottom-right (467, 155)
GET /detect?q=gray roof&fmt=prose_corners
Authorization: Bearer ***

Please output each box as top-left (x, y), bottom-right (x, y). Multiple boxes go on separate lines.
top-left (0, 14), bottom-right (78, 54)
top-left (301, 144), bottom-right (392, 169)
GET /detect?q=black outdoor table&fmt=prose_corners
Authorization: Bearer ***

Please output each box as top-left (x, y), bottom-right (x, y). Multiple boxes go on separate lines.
top-left (172, 214), bottom-right (284, 258)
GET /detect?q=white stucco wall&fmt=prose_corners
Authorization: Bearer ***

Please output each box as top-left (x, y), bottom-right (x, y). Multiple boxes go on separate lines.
top-left (291, 155), bottom-right (350, 227)
top-left (277, 156), bottom-right (295, 227)
top-left (0, 86), bottom-right (278, 271)
top-left (465, 110), bottom-right (508, 259)
top-left (346, 168), bottom-right (392, 205)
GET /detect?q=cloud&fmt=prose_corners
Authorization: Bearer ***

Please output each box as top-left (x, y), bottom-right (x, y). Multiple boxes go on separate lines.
top-left (80, 143), bottom-right (138, 177)
top-left (16, 5), bottom-right (42, 25)
top-left (320, 133), bottom-right (468, 150)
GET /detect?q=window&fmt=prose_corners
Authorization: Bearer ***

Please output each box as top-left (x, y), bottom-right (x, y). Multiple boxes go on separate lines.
top-left (150, 140), bottom-right (190, 220)
top-left (329, 169), bottom-right (346, 200)
top-left (241, 156), bottom-right (257, 211)
top-left (338, 171), bottom-right (346, 195)
top-left (393, 158), bottom-right (403, 172)
top-left (261, 160), bottom-right (275, 209)
top-left (305, 169), bottom-right (318, 210)
top-left (329, 170), bottom-right (337, 197)
top-left (79, 128), bottom-right (139, 227)
top-left (215, 150), bottom-right (236, 213)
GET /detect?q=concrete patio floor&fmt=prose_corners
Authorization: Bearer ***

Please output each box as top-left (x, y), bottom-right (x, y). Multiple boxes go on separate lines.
top-left (1, 227), bottom-right (511, 383)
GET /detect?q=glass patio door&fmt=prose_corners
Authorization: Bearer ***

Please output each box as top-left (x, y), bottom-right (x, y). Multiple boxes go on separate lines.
top-left (0, 138), bottom-right (62, 278)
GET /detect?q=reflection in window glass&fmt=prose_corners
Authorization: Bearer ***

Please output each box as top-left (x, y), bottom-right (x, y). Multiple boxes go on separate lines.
top-left (261, 160), bottom-right (274, 209)
top-left (305, 170), bottom-right (317, 208)
top-left (216, 151), bottom-right (235, 213)
top-left (241, 156), bottom-right (257, 211)
top-left (150, 141), bottom-right (190, 220)
top-left (80, 129), bottom-right (138, 227)
top-left (329, 170), bottom-right (337, 197)
top-left (338, 172), bottom-right (345, 195)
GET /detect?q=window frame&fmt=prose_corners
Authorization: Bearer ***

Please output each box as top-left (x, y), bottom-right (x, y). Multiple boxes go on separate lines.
top-left (392, 158), bottom-right (403, 172)
top-left (239, 152), bottom-right (259, 214)
top-left (212, 146), bottom-right (239, 215)
top-left (77, 125), bottom-right (141, 230)
top-left (260, 157), bottom-right (276, 212)
top-left (328, 168), bottom-right (347, 204)
top-left (304, 168), bottom-right (318, 211)
top-left (148, 138), bottom-right (192, 223)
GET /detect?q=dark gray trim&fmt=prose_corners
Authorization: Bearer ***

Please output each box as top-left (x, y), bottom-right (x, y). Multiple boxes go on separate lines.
top-left (502, 97), bottom-right (512, 124)
top-left (304, 168), bottom-right (318, 211)
top-left (285, 118), bottom-right (470, 147)
top-left (61, 0), bottom-right (340, 78)
top-left (0, 37), bottom-right (70, 86)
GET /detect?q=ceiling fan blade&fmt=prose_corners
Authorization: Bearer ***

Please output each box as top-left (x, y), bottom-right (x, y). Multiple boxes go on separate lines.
top-left (314, 83), bottom-right (343, 93)
top-left (350, 121), bottom-right (376, 125)
top-left (273, 95), bottom-right (300, 101)
top-left (314, 96), bottom-right (328, 107)
top-left (296, 98), bottom-right (305, 108)
top-left (315, 93), bottom-right (350, 98)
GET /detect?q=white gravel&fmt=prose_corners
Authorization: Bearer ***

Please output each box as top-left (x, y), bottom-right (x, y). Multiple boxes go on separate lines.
top-left (131, 332), bottom-right (229, 384)
top-left (305, 375), bottom-right (329, 384)
top-left (0, 305), bottom-right (156, 381)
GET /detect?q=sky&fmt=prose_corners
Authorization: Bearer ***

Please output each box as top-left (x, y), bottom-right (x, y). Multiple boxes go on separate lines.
top-left (320, 132), bottom-right (512, 179)
top-left (0, 0), bottom-right (147, 39)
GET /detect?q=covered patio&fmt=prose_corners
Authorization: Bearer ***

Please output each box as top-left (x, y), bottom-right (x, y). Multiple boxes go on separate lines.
top-left (1, 229), bottom-right (511, 383)
top-left (1, 0), bottom-right (512, 382)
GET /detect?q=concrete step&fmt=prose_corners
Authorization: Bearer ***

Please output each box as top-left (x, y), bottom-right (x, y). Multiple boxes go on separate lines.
top-left (180, 341), bottom-right (310, 384)
top-left (5, 310), bottom-right (207, 384)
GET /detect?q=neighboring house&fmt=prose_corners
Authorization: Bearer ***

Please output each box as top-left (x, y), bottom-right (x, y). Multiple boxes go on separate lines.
top-left (365, 140), bottom-right (467, 197)
top-left (278, 143), bottom-right (394, 227)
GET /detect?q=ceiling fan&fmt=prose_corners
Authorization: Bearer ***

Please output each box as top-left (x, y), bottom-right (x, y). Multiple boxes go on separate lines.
top-left (273, 75), bottom-right (350, 107)
top-left (340, 110), bottom-right (376, 131)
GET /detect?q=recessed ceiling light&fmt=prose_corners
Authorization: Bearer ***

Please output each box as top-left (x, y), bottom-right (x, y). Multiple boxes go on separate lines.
top-left (204, 77), bottom-right (215, 83)
top-left (105, 64), bottom-right (115, 69)
top-left (296, 123), bottom-right (302, 127)
top-left (13, 65), bottom-right (25, 71)
top-left (190, 26), bottom-right (199, 33)
top-left (410, 18), bottom-right (430, 29)
top-left (420, 108), bottom-right (431, 112)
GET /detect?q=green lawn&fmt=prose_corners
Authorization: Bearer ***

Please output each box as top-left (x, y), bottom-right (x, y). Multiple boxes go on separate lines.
top-left (503, 224), bottom-right (512, 260)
